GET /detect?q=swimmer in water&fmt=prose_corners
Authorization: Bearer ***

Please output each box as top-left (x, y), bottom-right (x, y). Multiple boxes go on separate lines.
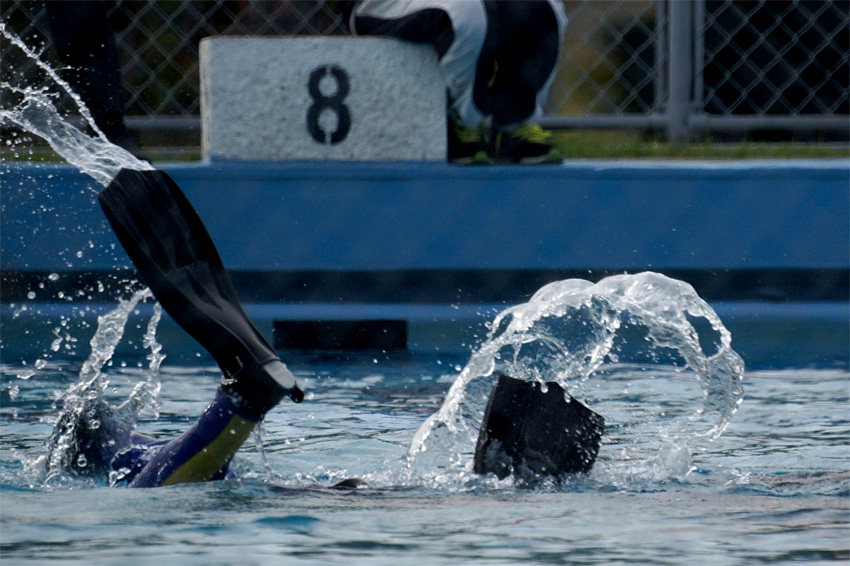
top-left (51, 168), bottom-right (302, 488)
top-left (52, 359), bottom-right (301, 487)
top-left (52, 168), bottom-right (602, 487)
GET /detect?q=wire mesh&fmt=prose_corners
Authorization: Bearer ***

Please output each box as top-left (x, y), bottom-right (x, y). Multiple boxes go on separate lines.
top-left (2, 0), bottom-right (847, 137)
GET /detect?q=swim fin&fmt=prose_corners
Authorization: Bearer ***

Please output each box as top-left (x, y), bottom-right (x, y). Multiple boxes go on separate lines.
top-left (474, 374), bottom-right (604, 482)
top-left (98, 168), bottom-right (303, 416)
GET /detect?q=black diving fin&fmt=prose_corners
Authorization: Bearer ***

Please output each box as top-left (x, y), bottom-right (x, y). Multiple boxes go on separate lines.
top-left (474, 374), bottom-right (604, 482)
top-left (98, 168), bottom-right (303, 415)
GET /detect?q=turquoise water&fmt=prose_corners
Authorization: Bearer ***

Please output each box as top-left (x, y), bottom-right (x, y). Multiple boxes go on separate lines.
top-left (2, 295), bottom-right (848, 565)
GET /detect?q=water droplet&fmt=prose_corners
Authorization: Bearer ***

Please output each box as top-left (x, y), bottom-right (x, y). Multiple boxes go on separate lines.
top-left (17, 369), bottom-right (35, 380)
top-left (34, 359), bottom-right (47, 369)
top-left (76, 454), bottom-right (88, 468)
top-left (48, 273), bottom-right (59, 281)
top-left (27, 291), bottom-right (36, 299)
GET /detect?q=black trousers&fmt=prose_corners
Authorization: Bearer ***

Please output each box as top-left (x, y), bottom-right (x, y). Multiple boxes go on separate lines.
top-left (352, 0), bottom-right (564, 127)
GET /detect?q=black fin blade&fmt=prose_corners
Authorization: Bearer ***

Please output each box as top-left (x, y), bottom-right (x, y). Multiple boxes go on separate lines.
top-left (98, 168), bottom-right (301, 411)
top-left (474, 374), bottom-right (604, 481)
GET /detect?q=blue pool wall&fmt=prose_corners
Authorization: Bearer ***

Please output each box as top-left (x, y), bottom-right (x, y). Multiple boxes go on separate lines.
top-left (4, 159), bottom-right (848, 274)
top-left (2, 159), bottom-right (848, 366)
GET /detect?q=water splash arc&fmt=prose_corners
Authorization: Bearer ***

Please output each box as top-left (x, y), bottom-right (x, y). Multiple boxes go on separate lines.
top-left (407, 272), bottom-right (745, 481)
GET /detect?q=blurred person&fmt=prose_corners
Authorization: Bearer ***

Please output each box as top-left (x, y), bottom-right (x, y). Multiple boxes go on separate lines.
top-left (45, 0), bottom-right (147, 159)
top-left (347, 0), bottom-right (567, 164)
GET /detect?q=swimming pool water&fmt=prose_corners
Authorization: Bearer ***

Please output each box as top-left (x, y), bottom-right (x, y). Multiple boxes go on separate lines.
top-left (1, 343), bottom-right (847, 565)
top-left (2, 28), bottom-right (847, 563)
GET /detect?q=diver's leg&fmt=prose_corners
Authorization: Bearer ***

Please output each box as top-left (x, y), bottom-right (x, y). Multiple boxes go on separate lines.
top-left (117, 361), bottom-right (297, 487)
top-left (126, 387), bottom-right (261, 487)
top-left (98, 169), bottom-right (303, 487)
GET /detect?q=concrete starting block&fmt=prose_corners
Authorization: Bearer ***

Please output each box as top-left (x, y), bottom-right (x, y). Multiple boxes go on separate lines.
top-left (200, 37), bottom-right (446, 161)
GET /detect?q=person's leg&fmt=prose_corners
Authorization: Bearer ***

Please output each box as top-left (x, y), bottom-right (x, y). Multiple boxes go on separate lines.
top-left (480, 0), bottom-right (565, 128)
top-left (95, 169), bottom-right (304, 487)
top-left (479, 0), bottom-right (567, 163)
top-left (352, 0), bottom-right (487, 127)
top-left (352, 0), bottom-right (490, 163)
top-left (351, 1), bottom-right (455, 57)
top-left (122, 388), bottom-right (260, 487)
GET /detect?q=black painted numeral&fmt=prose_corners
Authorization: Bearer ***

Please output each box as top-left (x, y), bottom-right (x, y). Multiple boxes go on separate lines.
top-left (306, 65), bottom-right (351, 145)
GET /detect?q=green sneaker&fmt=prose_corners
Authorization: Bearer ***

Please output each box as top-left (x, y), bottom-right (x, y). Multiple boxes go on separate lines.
top-left (447, 120), bottom-right (491, 165)
top-left (493, 123), bottom-right (563, 164)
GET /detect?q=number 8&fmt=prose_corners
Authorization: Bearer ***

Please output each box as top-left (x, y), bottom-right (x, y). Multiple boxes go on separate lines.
top-left (306, 65), bottom-right (351, 145)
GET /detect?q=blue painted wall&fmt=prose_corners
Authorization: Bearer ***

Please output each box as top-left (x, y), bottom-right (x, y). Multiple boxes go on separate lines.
top-left (3, 159), bottom-right (848, 273)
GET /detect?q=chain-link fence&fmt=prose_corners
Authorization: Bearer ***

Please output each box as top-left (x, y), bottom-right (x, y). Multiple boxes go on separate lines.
top-left (2, 0), bottom-right (848, 142)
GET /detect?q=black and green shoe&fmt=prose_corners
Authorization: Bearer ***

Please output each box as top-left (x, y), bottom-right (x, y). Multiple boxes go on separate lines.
top-left (493, 123), bottom-right (563, 164)
top-left (447, 120), bottom-right (491, 165)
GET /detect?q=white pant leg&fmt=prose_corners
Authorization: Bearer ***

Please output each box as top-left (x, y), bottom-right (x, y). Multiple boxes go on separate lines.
top-left (529, 0), bottom-right (568, 125)
top-left (353, 0), bottom-right (488, 127)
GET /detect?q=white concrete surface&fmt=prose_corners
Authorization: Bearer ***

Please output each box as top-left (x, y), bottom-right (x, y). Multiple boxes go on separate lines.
top-left (201, 37), bottom-right (445, 161)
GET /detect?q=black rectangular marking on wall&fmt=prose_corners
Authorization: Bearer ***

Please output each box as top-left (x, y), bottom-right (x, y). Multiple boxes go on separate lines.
top-left (273, 319), bottom-right (408, 351)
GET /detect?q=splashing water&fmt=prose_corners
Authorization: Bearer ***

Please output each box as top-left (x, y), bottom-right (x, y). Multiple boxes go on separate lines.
top-left (4, 25), bottom-right (747, 490)
top-left (0, 24), bottom-right (152, 187)
top-left (28, 289), bottom-right (162, 485)
top-left (2, 26), bottom-right (165, 485)
top-left (407, 272), bottom-right (745, 484)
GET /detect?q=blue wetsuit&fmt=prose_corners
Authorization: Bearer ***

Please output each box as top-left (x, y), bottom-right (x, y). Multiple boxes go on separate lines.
top-left (109, 388), bottom-right (259, 487)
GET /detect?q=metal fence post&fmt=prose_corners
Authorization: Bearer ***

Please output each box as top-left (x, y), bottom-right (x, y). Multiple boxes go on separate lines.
top-left (667, 0), bottom-right (693, 142)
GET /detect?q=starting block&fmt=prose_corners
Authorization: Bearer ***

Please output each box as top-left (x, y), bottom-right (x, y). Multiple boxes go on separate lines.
top-left (200, 37), bottom-right (446, 161)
